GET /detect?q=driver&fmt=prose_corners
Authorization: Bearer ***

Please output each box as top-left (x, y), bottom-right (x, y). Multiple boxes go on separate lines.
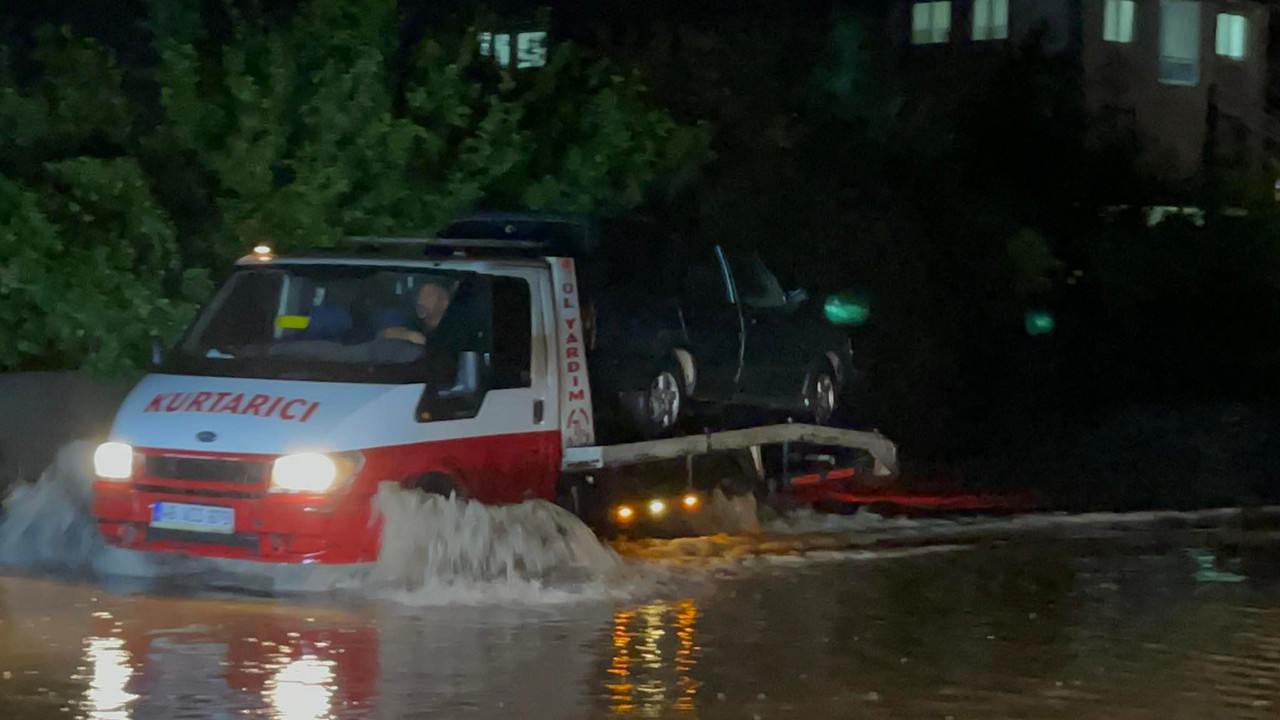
top-left (381, 279), bottom-right (453, 345)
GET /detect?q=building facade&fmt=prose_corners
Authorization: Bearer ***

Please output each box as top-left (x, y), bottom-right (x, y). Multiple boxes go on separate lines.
top-left (893, 0), bottom-right (1269, 183)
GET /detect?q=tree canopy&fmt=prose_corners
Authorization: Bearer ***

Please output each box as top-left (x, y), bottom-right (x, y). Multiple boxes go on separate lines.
top-left (0, 0), bottom-right (711, 375)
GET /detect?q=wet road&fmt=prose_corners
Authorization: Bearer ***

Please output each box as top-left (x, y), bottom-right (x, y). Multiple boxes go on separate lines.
top-left (2, 528), bottom-right (1279, 720)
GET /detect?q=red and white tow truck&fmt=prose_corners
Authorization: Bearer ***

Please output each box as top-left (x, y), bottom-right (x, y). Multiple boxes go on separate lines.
top-left (90, 233), bottom-right (900, 564)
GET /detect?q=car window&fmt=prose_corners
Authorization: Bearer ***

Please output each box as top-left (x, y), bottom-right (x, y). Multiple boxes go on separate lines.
top-left (729, 254), bottom-right (787, 309)
top-left (682, 263), bottom-right (732, 307)
top-left (491, 277), bottom-right (532, 389)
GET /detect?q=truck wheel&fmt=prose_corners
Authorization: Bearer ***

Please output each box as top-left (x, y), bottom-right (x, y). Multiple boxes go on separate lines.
top-left (804, 361), bottom-right (838, 426)
top-left (626, 361), bottom-right (686, 438)
top-left (408, 472), bottom-right (463, 499)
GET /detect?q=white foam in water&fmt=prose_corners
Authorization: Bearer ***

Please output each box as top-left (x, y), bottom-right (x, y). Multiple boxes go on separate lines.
top-left (764, 504), bottom-right (1280, 546)
top-left (685, 489), bottom-right (761, 535)
top-left (370, 484), bottom-right (648, 606)
top-left (0, 441), bottom-right (156, 577)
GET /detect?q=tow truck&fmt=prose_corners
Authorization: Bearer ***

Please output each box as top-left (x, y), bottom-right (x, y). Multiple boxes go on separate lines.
top-left (90, 223), bottom-right (902, 564)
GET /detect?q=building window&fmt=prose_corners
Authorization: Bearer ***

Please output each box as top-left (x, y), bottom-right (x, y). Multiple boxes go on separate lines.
top-left (1159, 0), bottom-right (1201, 86)
top-left (912, 2), bottom-right (952, 44)
top-left (515, 32), bottom-right (549, 68)
top-left (478, 31), bottom-right (548, 68)
top-left (1103, 0), bottom-right (1136, 43)
top-left (1215, 14), bottom-right (1246, 59)
top-left (972, 0), bottom-right (1009, 40)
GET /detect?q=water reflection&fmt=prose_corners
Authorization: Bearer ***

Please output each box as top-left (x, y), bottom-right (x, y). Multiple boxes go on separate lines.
top-left (1188, 548), bottom-right (1248, 584)
top-left (267, 655), bottom-right (335, 720)
top-left (73, 599), bottom-right (377, 720)
top-left (606, 599), bottom-right (701, 717)
top-left (82, 636), bottom-right (138, 720)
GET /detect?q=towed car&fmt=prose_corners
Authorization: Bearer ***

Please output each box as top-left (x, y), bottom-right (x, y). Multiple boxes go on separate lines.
top-left (440, 213), bottom-right (858, 438)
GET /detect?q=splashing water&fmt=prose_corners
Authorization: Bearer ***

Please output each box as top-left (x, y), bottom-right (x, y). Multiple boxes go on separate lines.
top-left (684, 489), bottom-right (761, 535)
top-left (369, 484), bottom-right (648, 605)
top-left (0, 441), bottom-right (152, 577)
top-left (0, 441), bottom-right (650, 603)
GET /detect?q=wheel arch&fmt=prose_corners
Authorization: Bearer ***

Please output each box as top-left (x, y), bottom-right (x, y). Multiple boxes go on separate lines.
top-left (672, 347), bottom-right (697, 396)
top-left (824, 350), bottom-right (845, 386)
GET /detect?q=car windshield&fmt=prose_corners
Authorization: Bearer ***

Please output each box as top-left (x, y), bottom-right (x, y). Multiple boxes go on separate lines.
top-left (166, 264), bottom-right (497, 383)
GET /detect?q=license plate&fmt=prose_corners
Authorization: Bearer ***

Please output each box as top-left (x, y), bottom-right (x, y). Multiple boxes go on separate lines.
top-left (150, 502), bottom-right (235, 534)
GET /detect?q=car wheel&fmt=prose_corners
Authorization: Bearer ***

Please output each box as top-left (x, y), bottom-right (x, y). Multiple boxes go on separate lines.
top-left (627, 361), bottom-right (686, 438)
top-left (805, 363), bottom-right (838, 426)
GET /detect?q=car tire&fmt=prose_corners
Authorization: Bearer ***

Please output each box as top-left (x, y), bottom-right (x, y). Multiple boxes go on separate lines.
top-left (624, 360), bottom-right (687, 438)
top-left (804, 361), bottom-right (839, 426)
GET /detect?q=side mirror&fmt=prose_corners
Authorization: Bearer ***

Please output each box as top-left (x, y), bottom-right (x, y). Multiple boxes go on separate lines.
top-left (443, 351), bottom-right (482, 397)
top-left (417, 351), bottom-right (486, 423)
top-left (787, 288), bottom-right (810, 307)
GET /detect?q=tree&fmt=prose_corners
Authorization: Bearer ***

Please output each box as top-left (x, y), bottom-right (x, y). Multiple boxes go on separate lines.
top-left (0, 0), bottom-right (711, 375)
top-left (0, 29), bottom-right (201, 377)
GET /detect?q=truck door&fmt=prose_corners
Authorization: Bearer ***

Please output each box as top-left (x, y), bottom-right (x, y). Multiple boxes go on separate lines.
top-left (482, 270), bottom-right (560, 499)
top-left (409, 269), bottom-right (559, 503)
top-left (677, 246), bottom-right (744, 401)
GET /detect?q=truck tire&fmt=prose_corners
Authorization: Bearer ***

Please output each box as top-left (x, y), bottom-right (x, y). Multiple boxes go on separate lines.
top-left (408, 471), bottom-right (463, 499)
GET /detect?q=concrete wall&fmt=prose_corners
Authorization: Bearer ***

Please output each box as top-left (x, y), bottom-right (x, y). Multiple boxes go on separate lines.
top-left (0, 372), bottom-right (133, 487)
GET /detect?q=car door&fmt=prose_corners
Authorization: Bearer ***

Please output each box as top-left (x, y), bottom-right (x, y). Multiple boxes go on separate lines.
top-left (676, 246), bottom-right (744, 402)
top-left (728, 252), bottom-right (809, 406)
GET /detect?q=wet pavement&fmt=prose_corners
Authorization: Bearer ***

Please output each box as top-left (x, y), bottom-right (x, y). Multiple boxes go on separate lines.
top-left (1, 527), bottom-right (1279, 719)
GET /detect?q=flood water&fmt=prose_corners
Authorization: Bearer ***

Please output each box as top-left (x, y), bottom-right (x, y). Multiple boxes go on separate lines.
top-left (2, 442), bottom-right (1278, 718)
top-left (1, 529), bottom-right (1278, 719)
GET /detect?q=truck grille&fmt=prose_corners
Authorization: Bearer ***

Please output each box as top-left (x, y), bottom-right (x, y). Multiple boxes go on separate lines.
top-left (145, 456), bottom-right (266, 485)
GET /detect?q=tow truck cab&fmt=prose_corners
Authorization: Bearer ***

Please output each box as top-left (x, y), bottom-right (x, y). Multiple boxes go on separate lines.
top-left (91, 241), bottom-right (597, 564)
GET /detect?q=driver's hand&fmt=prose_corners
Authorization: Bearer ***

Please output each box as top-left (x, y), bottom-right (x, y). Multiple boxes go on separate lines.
top-left (382, 327), bottom-right (426, 344)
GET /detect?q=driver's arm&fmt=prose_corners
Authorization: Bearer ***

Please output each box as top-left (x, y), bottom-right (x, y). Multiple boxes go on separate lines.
top-left (382, 326), bottom-right (426, 344)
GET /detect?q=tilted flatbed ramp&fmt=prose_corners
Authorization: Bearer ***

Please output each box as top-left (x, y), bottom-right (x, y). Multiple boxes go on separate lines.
top-left (561, 424), bottom-right (899, 477)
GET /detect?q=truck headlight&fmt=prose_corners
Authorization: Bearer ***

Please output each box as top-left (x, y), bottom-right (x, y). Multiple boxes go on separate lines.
top-left (94, 442), bottom-right (134, 480)
top-left (270, 452), bottom-right (360, 494)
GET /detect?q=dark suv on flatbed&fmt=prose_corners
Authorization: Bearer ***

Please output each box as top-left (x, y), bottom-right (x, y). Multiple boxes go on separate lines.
top-left (440, 212), bottom-right (857, 439)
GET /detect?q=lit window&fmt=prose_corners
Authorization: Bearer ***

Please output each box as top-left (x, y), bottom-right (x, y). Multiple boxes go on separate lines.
top-left (912, 2), bottom-right (952, 44)
top-left (1159, 0), bottom-right (1201, 86)
top-left (479, 31), bottom-right (547, 68)
top-left (1103, 0), bottom-right (1136, 43)
top-left (477, 32), bottom-right (511, 66)
top-left (516, 31), bottom-right (548, 68)
top-left (973, 0), bottom-right (1009, 41)
top-left (1215, 14), bottom-right (1246, 59)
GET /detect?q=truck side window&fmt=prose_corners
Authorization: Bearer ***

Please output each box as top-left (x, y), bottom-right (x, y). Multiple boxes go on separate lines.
top-left (491, 277), bottom-right (532, 389)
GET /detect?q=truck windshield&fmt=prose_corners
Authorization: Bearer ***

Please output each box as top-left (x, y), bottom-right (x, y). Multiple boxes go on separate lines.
top-left (164, 264), bottom-right (511, 384)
